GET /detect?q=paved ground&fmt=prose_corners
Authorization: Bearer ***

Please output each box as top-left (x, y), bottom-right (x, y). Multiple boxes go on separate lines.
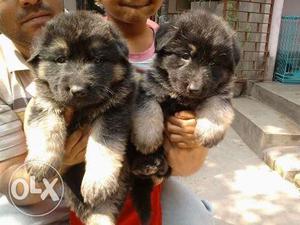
top-left (175, 128), bottom-right (300, 225)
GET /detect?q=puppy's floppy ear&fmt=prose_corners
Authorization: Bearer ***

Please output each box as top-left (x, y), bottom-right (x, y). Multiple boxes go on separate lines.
top-left (27, 48), bottom-right (40, 68)
top-left (27, 33), bottom-right (45, 68)
top-left (109, 25), bottom-right (129, 60)
top-left (155, 23), bottom-right (178, 52)
top-left (116, 39), bottom-right (129, 60)
top-left (232, 36), bottom-right (241, 67)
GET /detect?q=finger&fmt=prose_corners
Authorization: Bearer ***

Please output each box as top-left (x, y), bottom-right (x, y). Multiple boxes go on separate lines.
top-left (72, 133), bottom-right (89, 154)
top-left (73, 147), bottom-right (86, 164)
top-left (65, 129), bottom-right (83, 152)
top-left (168, 133), bottom-right (196, 143)
top-left (166, 121), bottom-right (195, 135)
top-left (165, 121), bottom-right (181, 135)
top-left (64, 147), bottom-right (86, 166)
top-left (176, 141), bottom-right (202, 149)
top-left (64, 107), bottom-right (75, 125)
top-left (176, 142), bottom-right (191, 149)
top-left (175, 111), bottom-right (196, 120)
top-left (64, 130), bottom-right (89, 164)
top-left (165, 133), bottom-right (196, 150)
top-left (168, 116), bottom-right (196, 129)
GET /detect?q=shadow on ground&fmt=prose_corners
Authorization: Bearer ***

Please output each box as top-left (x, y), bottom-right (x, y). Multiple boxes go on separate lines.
top-left (176, 128), bottom-right (300, 225)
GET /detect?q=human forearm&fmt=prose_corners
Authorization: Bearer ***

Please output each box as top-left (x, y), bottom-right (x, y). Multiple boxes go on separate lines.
top-left (164, 137), bottom-right (208, 176)
top-left (0, 129), bottom-right (88, 207)
top-left (0, 103), bottom-right (42, 205)
top-left (0, 103), bottom-right (88, 206)
top-left (0, 162), bottom-right (44, 206)
top-left (0, 153), bottom-right (64, 206)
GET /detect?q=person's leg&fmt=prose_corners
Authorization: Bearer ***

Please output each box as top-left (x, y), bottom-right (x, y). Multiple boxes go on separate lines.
top-left (161, 178), bottom-right (214, 225)
top-left (0, 196), bottom-right (69, 225)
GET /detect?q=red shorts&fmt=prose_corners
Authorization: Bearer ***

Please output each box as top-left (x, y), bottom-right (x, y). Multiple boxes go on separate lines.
top-left (70, 184), bottom-right (162, 225)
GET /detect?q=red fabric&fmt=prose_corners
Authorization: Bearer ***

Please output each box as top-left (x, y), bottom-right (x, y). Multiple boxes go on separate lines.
top-left (70, 184), bottom-right (162, 225)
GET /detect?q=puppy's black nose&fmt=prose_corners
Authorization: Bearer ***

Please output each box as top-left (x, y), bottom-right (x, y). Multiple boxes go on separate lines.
top-left (70, 85), bottom-right (88, 97)
top-left (187, 82), bottom-right (202, 93)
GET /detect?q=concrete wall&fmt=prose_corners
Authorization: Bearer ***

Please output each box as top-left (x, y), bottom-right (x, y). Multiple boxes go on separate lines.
top-left (282, 0), bottom-right (300, 16)
top-left (190, 1), bottom-right (224, 17)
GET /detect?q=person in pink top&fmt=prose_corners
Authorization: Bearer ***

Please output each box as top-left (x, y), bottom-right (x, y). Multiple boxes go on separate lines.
top-left (98, 1), bottom-right (215, 224)
top-left (128, 18), bottom-right (158, 69)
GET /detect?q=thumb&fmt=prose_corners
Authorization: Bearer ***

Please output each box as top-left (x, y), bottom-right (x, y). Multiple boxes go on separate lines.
top-left (175, 110), bottom-right (195, 120)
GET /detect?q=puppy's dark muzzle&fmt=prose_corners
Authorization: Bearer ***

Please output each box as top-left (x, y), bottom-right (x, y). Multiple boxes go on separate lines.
top-left (187, 82), bottom-right (202, 94)
top-left (70, 85), bottom-right (89, 98)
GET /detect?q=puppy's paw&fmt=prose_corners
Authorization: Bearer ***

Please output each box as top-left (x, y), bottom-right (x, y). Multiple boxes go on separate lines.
top-left (132, 133), bottom-right (164, 155)
top-left (195, 121), bottom-right (226, 148)
top-left (81, 169), bottom-right (120, 207)
top-left (131, 151), bottom-right (169, 177)
top-left (26, 154), bottom-right (61, 182)
top-left (85, 212), bottom-right (115, 225)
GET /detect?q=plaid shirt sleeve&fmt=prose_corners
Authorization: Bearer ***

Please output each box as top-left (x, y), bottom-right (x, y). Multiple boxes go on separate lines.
top-left (0, 99), bottom-right (27, 161)
top-left (0, 37), bottom-right (28, 162)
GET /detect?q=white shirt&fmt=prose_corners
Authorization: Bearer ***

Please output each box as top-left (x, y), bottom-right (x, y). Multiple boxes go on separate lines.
top-left (0, 34), bottom-right (69, 225)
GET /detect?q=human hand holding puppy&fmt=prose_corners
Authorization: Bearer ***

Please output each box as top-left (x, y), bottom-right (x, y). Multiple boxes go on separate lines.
top-left (0, 106), bottom-right (89, 207)
top-left (164, 111), bottom-right (208, 177)
top-left (61, 107), bottom-right (89, 172)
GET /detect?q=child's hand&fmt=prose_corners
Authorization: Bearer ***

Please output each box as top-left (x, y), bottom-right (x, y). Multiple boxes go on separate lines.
top-left (164, 111), bottom-right (208, 176)
top-left (165, 111), bottom-right (198, 149)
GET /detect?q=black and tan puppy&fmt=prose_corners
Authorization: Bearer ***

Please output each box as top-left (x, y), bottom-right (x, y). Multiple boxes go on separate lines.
top-left (24, 11), bottom-right (134, 225)
top-left (130, 9), bottom-right (240, 223)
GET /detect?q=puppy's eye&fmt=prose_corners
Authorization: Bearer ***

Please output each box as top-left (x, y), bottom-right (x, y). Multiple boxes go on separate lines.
top-left (181, 53), bottom-right (191, 60)
top-left (94, 57), bottom-right (104, 64)
top-left (55, 56), bottom-right (66, 63)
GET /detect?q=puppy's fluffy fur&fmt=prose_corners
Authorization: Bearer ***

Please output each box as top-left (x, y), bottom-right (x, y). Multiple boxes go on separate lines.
top-left (130, 9), bottom-right (240, 223)
top-left (24, 11), bottom-right (134, 225)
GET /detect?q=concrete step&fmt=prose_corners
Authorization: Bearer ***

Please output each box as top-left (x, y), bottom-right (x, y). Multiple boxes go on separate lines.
top-left (232, 97), bottom-right (300, 156)
top-left (263, 146), bottom-right (300, 185)
top-left (177, 128), bottom-right (300, 225)
top-left (249, 81), bottom-right (300, 125)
